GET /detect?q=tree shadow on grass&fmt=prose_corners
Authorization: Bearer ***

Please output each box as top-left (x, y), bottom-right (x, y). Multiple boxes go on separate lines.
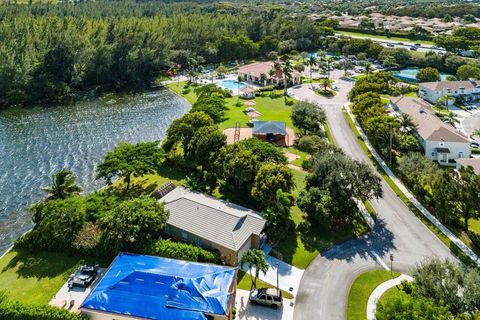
top-left (273, 227), bottom-right (299, 265)
top-left (2, 248), bottom-right (110, 280)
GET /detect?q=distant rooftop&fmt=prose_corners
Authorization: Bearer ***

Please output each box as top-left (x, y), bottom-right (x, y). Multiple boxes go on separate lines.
top-left (390, 96), bottom-right (469, 143)
top-left (457, 158), bottom-right (480, 175)
top-left (253, 121), bottom-right (287, 136)
top-left (420, 80), bottom-right (480, 91)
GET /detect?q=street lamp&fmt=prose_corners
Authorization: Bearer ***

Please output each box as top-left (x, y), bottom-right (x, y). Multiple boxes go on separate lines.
top-left (389, 253), bottom-right (394, 278)
top-left (276, 262), bottom-right (279, 293)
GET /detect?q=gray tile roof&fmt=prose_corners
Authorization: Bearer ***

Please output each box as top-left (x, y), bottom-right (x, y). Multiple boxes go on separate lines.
top-left (420, 80), bottom-right (480, 91)
top-left (390, 96), bottom-right (469, 143)
top-left (160, 187), bottom-right (266, 251)
top-left (253, 121), bottom-right (287, 135)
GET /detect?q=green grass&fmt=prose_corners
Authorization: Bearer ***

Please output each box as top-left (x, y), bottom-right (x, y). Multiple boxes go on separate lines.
top-left (324, 122), bottom-right (335, 145)
top-left (285, 147), bottom-right (309, 167)
top-left (0, 248), bottom-right (110, 305)
top-left (364, 199), bottom-right (377, 221)
top-left (336, 30), bottom-right (434, 45)
top-left (347, 270), bottom-right (401, 320)
top-left (342, 108), bottom-right (477, 266)
top-left (237, 270), bottom-right (294, 299)
top-left (167, 81), bottom-right (295, 131)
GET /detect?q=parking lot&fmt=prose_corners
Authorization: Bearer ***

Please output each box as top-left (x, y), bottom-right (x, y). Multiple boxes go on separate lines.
top-left (235, 289), bottom-right (294, 320)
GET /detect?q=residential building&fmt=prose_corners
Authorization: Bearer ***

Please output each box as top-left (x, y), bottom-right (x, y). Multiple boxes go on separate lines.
top-left (253, 120), bottom-right (291, 145)
top-left (81, 252), bottom-right (236, 320)
top-left (390, 97), bottom-right (471, 165)
top-left (418, 79), bottom-right (480, 104)
top-left (456, 158), bottom-right (480, 175)
top-left (159, 186), bottom-right (266, 266)
top-left (238, 61), bottom-right (301, 87)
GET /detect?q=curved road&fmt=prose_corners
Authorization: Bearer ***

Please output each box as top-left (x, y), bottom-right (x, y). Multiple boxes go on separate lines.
top-left (289, 76), bottom-right (456, 320)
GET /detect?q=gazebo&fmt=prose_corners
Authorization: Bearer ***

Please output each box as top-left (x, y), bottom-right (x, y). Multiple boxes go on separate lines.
top-left (252, 121), bottom-right (289, 144)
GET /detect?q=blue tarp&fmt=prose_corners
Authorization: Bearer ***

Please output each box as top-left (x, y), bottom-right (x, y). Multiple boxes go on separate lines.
top-left (81, 252), bottom-right (236, 320)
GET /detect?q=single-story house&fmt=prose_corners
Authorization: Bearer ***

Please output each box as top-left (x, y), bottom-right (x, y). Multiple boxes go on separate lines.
top-left (390, 96), bottom-right (471, 165)
top-left (253, 120), bottom-right (290, 145)
top-left (80, 252), bottom-right (237, 320)
top-left (159, 186), bottom-right (266, 266)
top-left (238, 61), bottom-right (301, 86)
top-left (418, 79), bottom-right (480, 105)
top-left (456, 158), bottom-right (480, 175)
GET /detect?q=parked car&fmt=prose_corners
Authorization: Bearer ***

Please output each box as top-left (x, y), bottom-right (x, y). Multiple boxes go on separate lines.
top-left (397, 42), bottom-right (404, 45)
top-left (409, 47), bottom-right (418, 51)
top-left (249, 288), bottom-right (283, 307)
top-left (414, 43), bottom-right (421, 47)
top-left (471, 142), bottom-right (480, 149)
top-left (68, 265), bottom-right (98, 289)
top-left (387, 43), bottom-right (395, 47)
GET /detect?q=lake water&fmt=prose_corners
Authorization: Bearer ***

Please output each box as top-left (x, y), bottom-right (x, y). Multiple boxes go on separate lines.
top-left (0, 89), bottom-right (190, 255)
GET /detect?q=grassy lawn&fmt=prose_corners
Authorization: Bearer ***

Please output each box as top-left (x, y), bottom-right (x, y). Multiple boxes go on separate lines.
top-left (343, 108), bottom-right (477, 266)
top-left (347, 270), bottom-right (401, 320)
top-left (377, 284), bottom-right (407, 306)
top-left (285, 147), bottom-right (309, 167)
top-left (0, 248), bottom-right (110, 305)
top-left (237, 270), bottom-right (294, 299)
top-left (167, 81), bottom-right (295, 131)
top-left (336, 30), bottom-right (434, 45)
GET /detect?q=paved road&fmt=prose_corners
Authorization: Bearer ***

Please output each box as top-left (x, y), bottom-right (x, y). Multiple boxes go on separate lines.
top-left (289, 73), bottom-right (456, 320)
top-left (336, 33), bottom-right (446, 53)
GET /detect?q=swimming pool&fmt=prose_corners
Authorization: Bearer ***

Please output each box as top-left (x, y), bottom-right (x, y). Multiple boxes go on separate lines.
top-left (308, 52), bottom-right (337, 59)
top-left (393, 68), bottom-right (451, 83)
top-left (217, 80), bottom-right (248, 91)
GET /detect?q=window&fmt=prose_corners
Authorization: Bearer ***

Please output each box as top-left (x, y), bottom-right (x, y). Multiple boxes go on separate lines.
top-left (431, 152), bottom-right (435, 156)
top-left (181, 231), bottom-right (188, 241)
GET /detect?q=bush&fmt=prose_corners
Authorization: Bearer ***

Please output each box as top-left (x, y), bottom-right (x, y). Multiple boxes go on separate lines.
top-left (467, 231), bottom-right (480, 250)
top-left (71, 223), bottom-right (103, 255)
top-left (0, 292), bottom-right (86, 320)
top-left (296, 135), bottom-right (325, 153)
top-left (182, 88), bottom-right (191, 95)
top-left (148, 239), bottom-right (219, 263)
top-left (258, 85), bottom-right (275, 92)
top-left (269, 92), bottom-right (283, 99)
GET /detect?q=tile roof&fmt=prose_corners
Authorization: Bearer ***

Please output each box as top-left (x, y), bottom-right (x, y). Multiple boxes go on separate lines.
top-left (390, 96), bottom-right (469, 143)
top-left (160, 187), bottom-right (265, 251)
top-left (457, 158), bottom-right (480, 175)
top-left (238, 62), bottom-right (301, 80)
top-left (252, 121), bottom-right (287, 135)
top-left (420, 80), bottom-right (480, 91)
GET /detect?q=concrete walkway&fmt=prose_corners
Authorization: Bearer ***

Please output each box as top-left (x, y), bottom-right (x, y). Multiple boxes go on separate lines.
top-left (235, 289), bottom-right (294, 320)
top-left (366, 274), bottom-right (413, 320)
top-left (344, 104), bottom-right (480, 266)
top-left (241, 251), bottom-right (304, 296)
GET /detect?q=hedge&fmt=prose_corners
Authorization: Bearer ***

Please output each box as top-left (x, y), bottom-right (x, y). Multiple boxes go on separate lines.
top-left (0, 293), bottom-right (86, 320)
top-left (148, 239), bottom-right (219, 263)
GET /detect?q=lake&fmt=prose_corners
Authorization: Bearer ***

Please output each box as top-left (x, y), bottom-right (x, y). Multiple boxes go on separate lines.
top-left (0, 89), bottom-right (190, 254)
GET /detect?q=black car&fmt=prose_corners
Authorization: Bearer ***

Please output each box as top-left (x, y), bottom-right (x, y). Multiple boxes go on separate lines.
top-left (409, 46), bottom-right (418, 51)
top-left (68, 265), bottom-right (98, 289)
top-left (471, 142), bottom-right (480, 149)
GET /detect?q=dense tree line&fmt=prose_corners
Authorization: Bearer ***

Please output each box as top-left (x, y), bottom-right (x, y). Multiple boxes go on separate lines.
top-left (0, 1), bottom-right (334, 109)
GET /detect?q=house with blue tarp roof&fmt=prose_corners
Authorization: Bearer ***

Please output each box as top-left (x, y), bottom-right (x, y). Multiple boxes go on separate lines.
top-left (80, 252), bottom-right (237, 320)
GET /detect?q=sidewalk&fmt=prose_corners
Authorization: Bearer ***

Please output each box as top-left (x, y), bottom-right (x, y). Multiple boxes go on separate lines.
top-left (345, 104), bottom-right (480, 266)
top-left (366, 274), bottom-right (413, 320)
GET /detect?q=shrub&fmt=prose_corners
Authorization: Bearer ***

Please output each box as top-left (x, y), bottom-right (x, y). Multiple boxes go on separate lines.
top-left (182, 88), bottom-right (191, 95)
top-left (71, 223), bottom-right (103, 255)
top-left (269, 92), bottom-right (283, 99)
top-left (296, 135), bottom-right (325, 153)
top-left (258, 85), bottom-right (275, 92)
top-left (0, 292), bottom-right (86, 320)
top-left (467, 231), bottom-right (480, 250)
top-left (148, 239), bottom-right (219, 263)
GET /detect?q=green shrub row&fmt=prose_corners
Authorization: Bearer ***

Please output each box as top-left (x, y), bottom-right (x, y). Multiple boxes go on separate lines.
top-left (0, 293), bottom-right (86, 320)
top-left (147, 239), bottom-right (219, 263)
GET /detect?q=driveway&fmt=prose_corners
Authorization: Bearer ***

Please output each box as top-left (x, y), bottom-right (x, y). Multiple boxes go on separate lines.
top-left (235, 289), bottom-right (294, 320)
top-left (241, 245), bottom-right (304, 295)
top-left (288, 74), bottom-right (456, 320)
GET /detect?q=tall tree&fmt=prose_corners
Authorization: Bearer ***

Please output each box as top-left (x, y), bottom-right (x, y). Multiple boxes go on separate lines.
top-left (251, 164), bottom-right (295, 208)
top-left (239, 249), bottom-right (269, 289)
top-left (291, 101), bottom-right (326, 135)
top-left (96, 141), bottom-right (165, 191)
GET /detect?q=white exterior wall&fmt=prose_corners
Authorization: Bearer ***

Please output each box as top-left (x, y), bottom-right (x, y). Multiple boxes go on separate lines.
top-left (424, 140), bottom-right (471, 164)
top-left (236, 237), bottom-right (252, 264)
top-left (419, 84), bottom-right (480, 104)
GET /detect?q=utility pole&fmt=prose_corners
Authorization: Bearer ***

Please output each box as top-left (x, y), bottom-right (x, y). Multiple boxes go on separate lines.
top-left (276, 262), bottom-right (279, 293)
top-left (390, 253), bottom-right (394, 278)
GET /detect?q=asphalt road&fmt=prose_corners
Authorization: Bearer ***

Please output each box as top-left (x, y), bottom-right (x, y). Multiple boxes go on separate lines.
top-left (288, 75), bottom-right (456, 320)
top-left (336, 33), bottom-right (446, 53)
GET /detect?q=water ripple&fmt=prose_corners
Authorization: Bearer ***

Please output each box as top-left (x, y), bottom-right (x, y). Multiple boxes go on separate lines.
top-left (0, 89), bottom-right (190, 254)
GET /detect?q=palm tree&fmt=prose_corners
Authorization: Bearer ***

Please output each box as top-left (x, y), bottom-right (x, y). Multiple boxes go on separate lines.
top-left (397, 114), bottom-right (416, 133)
top-left (339, 58), bottom-right (353, 77)
top-left (184, 174), bottom-right (205, 192)
top-left (435, 94), bottom-right (454, 111)
top-left (471, 128), bottom-right (480, 139)
top-left (363, 61), bottom-right (373, 75)
top-left (279, 60), bottom-right (293, 103)
top-left (307, 55), bottom-right (317, 87)
top-left (42, 169), bottom-right (82, 200)
top-left (319, 78), bottom-right (333, 94)
top-left (324, 56), bottom-right (335, 80)
top-left (443, 111), bottom-right (459, 126)
top-left (240, 249), bottom-right (269, 289)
